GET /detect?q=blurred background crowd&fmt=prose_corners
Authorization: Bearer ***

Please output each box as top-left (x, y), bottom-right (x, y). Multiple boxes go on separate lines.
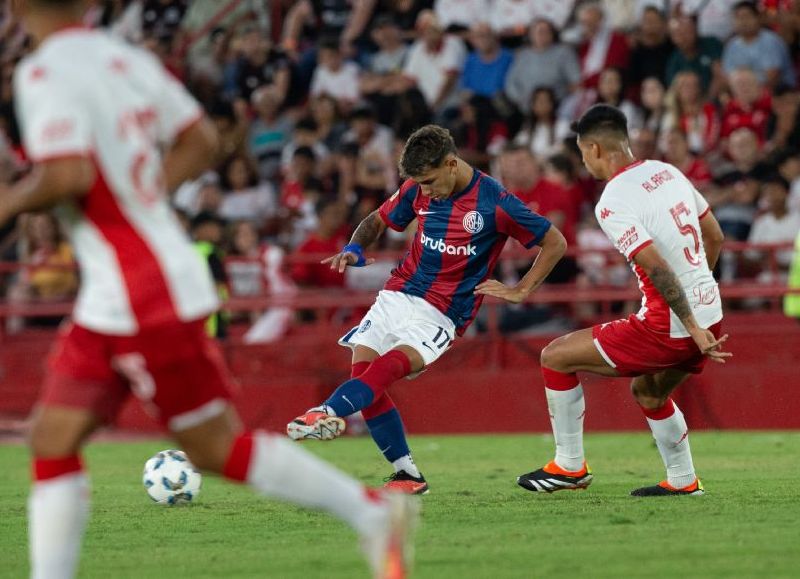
top-left (1, 0), bottom-right (799, 339)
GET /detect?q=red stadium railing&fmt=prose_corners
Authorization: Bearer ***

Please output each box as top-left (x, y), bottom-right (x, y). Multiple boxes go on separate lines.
top-left (0, 242), bottom-right (795, 327)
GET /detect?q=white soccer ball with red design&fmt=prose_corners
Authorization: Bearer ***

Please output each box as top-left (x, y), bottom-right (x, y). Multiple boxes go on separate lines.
top-left (142, 449), bottom-right (202, 505)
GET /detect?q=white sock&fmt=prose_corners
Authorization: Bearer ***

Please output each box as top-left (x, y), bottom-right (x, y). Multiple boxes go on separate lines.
top-left (646, 402), bottom-right (697, 488)
top-left (246, 431), bottom-right (385, 536)
top-left (546, 385), bottom-right (586, 472)
top-left (29, 472), bottom-right (90, 579)
top-left (392, 455), bottom-right (421, 478)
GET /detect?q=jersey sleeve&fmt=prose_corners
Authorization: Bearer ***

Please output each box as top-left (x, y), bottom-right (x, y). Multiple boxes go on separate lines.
top-left (152, 66), bottom-right (203, 145)
top-left (496, 191), bottom-right (552, 248)
top-left (378, 180), bottom-right (418, 231)
top-left (14, 62), bottom-right (92, 161)
top-left (595, 193), bottom-right (653, 260)
top-left (694, 187), bottom-right (711, 219)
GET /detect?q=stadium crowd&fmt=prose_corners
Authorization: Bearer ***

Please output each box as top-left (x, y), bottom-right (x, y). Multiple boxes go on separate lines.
top-left (1, 0), bottom-right (799, 338)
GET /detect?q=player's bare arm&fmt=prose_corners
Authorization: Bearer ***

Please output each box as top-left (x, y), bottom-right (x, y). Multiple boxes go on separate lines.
top-left (163, 118), bottom-right (219, 193)
top-left (634, 244), bottom-right (731, 363)
top-left (322, 209), bottom-right (386, 272)
top-left (699, 210), bottom-right (724, 270)
top-left (475, 226), bottom-right (567, 304)
top-left (0, 156), bottom-right (95, 227)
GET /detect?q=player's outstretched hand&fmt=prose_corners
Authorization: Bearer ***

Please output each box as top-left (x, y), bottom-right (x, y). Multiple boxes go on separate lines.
top-left (321, 251), bottom-right (376, 273)
top-left (689, 328), bottom-right (732, 363)
top-left (474, 279), bottom-right (528, 304)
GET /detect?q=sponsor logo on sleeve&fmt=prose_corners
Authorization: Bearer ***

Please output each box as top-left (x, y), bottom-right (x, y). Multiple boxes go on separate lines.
top-left (616, 226), bottom-right (639, 253)
top-left (599, 207), bottom-right (614, 220)
top-left (40, 119), bottom-right (75, 142)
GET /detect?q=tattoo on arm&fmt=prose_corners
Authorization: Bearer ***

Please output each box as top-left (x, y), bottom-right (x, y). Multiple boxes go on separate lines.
top-left (648, 264), bottom-right (693, 323)
top-left (350, 210), bottom-right (385, 248)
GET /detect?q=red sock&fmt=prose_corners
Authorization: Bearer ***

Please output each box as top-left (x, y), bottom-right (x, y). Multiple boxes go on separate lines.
top-left (33, 455), bottom-right (84, 482)
top-left (222, 432), bottom-right (254, 483)
top-left (362, 393), bottom-right (396, 420)
top-left (358, 350), bottom-right (412, 400)
top-left (639, 398), bottom-right (676, 420)
top-left (541, 367), bottom-right (579, 391)
top-left (351, 361), bottom-right (370, 378)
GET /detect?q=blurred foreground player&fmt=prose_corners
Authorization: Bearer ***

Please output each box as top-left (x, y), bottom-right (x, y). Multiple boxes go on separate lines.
top-left (517, 105), bottom-right (731, 497)
top-left (288, 125), bottom-right (567, 493)
top-left (7, 2), bottom-right (417, 578)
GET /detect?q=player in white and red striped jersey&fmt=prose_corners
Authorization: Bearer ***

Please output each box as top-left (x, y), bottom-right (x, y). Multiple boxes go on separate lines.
top-left (516, 105), bottom-right (732, 498)
top-left (6, 3), bottom-right (417, 579)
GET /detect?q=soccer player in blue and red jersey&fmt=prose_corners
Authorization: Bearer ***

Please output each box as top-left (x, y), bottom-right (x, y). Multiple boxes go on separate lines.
top-left (287, 125), bottom-right (567, 493)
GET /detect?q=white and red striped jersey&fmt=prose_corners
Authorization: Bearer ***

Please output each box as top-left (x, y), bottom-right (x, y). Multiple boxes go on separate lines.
top-left (595, 160), bottom-right (723, 338)
top-left (14, 28), bottom-right (217, 335)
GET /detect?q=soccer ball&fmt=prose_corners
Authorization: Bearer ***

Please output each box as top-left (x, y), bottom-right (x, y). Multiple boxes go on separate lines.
top-left (142, 449), bottom-right (202, 505)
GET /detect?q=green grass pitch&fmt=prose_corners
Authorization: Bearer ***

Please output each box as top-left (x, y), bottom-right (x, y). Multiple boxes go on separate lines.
top-left (1, 432), bottom-right (798, 578)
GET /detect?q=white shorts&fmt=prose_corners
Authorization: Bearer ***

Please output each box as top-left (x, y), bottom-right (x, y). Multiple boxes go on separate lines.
top-left (339, 290), bottom-right (456, 368)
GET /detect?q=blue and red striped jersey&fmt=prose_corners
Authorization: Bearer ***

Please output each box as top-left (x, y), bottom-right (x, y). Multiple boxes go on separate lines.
top-left (378, 169), bottom-right (551, 335)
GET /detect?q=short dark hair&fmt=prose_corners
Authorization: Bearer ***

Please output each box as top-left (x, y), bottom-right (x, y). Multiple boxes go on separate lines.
top-left (399, 125), bottom-right (457, 178)
top-left (293, 146), bottom-right (315, 161)
top-left (733, 1), bottom-right (759, 15)
top-left (761, 173), bottom-right (790, 191)
top-left (571, 104), bottom-right (629, 143)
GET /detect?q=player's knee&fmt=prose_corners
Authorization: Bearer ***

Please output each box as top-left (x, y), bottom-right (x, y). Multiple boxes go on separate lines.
top-left (630, 383), bottom-right (666, 409)
top-left (540, 341), bottom-right (566, 372)
top-left (28, 419), bottom-right (82, 458)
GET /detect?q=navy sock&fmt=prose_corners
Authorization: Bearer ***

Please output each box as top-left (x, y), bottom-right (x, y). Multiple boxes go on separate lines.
top-left (366, 408), bottom-right (410, 463)
top-left (323, 379), bottom-right (374, 417)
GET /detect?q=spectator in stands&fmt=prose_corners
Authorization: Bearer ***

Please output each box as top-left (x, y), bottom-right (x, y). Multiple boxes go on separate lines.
top-left (664, 70), bottom-right (721, 155)
top-left (218, 154), bottom-right (278, 224)
top-left (513, 87), bottom-right (571, 159)
top-left (721, 68), bottom-right (772, 142)
top-left (433, 0), bottom-right (488, 34)
top-left (746, 174), bottom-right (800, 275)
top-left (569, 67), bottom-right (644, 130)
top-left (281, 0), bottom-right (375, 60)
top-left (248, 86), bottom-right (294, 185)
top-left (225, 220), bottom-right (296, 344)
top-left (665, 13), bottom-right (724, 98)
top-left (544, 153), bottom-right (589, 221)
top-left (775, 148), bottom-right (800, 213)
top-left (636, 0), bottom-right (740, 42)
top-left (281, 117), bottom-right (333, 176)
top-left (531, 0), bottom-right (576, 31)
top-left (640, 76), bottom-right (668, 136)
top-left (188, 26), bottom-right (232, 104)
top-left (291, 199), bottom-right (350, 289)
top-left (208, 97), bottom-right (250, 160)
top-left (6, 213), bottom-right (78, 333)
top-left (224, 23), bottom-right (290, 105)
top-left (630, 126), bottom-right (659, 160)
top-left (785, 226), bottom-right (800, 318)
top-left (461, 22), bottom-right (513, 101)
top-left (767, 85), bottom-right (800, 152)
top-left (340, 103), bottom-right (397, 197)
top-left (505, 18), bottom-right (581, 111)
top-left (401, 10), bottom-right (467, 116)
top-left (309, 93), bottom-right (348, 153)
top-left (310, 37), bottom-right (362, 113)
top-left (380, 0), bottom-right (431, 40)
top-left (449, 94), bottom-right (509, 171)
top-left (111, 0), bottom-right (188, 44)
top-left (490, 0), bottom-right (536, 48)
top-left (575, 2), bottom-right (630, 89)
top-left (710, 127), bottom-right (770, 241)
top-left (497, 146), bottom-right (577, 262)
top-left (661, 127), bottom-right (713, 191)
top-left (722, 0), bottom-right (796, 89)
top-left (359, 15), bottom-right (410, 126)
top-left (190, 211), bottom-right (229, 338)
top-left (628, 6), bottom-right (673, 90)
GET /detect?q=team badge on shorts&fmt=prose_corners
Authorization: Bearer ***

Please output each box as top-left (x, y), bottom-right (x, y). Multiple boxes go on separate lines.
top-left (358, 319), bottom-right (372, 333)
top-left (462, 211), bottom-right (484, 234)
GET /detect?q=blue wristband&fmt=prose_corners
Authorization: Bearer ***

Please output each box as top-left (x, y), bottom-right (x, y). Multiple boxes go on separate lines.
top-left (343, 243), bottom-right (367, 266)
